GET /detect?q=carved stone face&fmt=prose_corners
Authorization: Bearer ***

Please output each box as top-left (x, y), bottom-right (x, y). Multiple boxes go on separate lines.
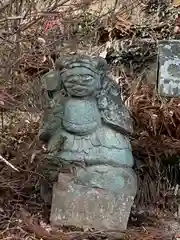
top-left (60, 67), bottom-right (100, 97)
top-left (55, 55), bottom-right (109, 97)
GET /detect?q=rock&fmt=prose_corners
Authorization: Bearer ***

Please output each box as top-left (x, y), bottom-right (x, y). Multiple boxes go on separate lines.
top-left (50, 172), bottom-right (136, 231)
top-left (158, 40), bottom-right (180, 97)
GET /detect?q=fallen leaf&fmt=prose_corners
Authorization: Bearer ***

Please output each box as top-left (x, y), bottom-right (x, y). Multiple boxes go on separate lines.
top-left (172, 0), bottom-right (180, 7)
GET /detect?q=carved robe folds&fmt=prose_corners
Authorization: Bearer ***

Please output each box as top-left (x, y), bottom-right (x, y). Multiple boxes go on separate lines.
top-left (39, 55), bottom-right (137, 230)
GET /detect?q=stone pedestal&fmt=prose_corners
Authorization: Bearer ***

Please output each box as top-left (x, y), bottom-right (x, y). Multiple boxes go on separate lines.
top-left (50, 172), bottom-right (136, 230)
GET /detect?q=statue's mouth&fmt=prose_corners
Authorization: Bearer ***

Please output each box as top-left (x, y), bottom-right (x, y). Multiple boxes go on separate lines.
top-left (71, 88), bottom-right (88, 94)
top-left (67, 85), bottom-right (95, 96)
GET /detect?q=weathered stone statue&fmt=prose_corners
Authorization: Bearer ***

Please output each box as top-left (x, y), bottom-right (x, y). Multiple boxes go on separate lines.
top-left (38, 55), bottom-right (137, 231)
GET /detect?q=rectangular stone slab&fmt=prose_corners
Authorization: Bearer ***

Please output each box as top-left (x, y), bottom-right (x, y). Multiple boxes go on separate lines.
top-left (158, 40), bottom-right (180, 97)
top-left (50, 173), bottom-right (135, 231)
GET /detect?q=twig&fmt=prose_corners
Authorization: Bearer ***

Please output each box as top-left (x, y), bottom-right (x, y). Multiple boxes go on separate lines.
top-left (0, 0), bottom-right (16, 14)
top-left (0, 16), bottom-right (23, 23)
top-left (20, 208), bottom-right (70, 240)
top-left (18, 0), bottom-right (71, 33)
top-left (0, 154), bottom-right (19, 172)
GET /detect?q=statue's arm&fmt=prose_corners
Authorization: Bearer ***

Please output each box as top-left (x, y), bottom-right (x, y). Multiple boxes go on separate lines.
top-left (38, 104), bottom-right (64, 142)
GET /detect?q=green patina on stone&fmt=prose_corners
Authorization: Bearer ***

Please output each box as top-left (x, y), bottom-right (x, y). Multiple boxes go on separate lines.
top-left (38, 54), bottom-right (137, 231)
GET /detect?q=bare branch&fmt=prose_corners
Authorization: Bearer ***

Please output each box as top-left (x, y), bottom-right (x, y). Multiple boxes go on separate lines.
top-left (0, 154), bottom-right (19, 172)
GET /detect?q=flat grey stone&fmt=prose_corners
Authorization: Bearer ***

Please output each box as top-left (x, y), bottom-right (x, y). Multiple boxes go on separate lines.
top-left (50, 172), bottom-right (136, 230)
top-left (158, 40), bottom-right (180, 97)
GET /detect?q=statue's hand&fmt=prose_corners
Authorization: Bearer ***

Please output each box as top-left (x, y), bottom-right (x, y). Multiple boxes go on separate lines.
top-left (38, 131), bottom-right (51, 142)
top-left (48, 134), bottom-right (67, 153)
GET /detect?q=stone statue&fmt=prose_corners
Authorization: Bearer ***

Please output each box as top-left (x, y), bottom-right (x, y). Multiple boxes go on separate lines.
top-left (38, 55), bottom-right (137, 231)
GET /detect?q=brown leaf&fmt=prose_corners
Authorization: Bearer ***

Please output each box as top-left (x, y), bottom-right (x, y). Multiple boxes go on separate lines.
top-left (20, 208), bottom-right (70, 240)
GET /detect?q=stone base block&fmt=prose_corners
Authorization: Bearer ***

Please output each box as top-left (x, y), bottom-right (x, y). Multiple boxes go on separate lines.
top-left (50, 173), bottom-right (135, 230)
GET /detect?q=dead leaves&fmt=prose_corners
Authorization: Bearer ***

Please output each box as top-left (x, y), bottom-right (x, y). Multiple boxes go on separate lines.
top-left (172, 0), bottom-right (180, 7)
top-left (20, 208), bottom-right (70, 240)
top-left (0, 90), bottom-right (19, 110)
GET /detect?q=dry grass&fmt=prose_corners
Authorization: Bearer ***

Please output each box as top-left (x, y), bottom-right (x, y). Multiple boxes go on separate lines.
top-left (130, 84), bottom-right (180, 207)
top-left (0, 0), bottom-right (180, 239)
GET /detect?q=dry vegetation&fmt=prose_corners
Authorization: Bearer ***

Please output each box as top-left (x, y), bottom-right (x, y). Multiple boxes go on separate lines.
top-left (1, 0), bottom-right (180, 239)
